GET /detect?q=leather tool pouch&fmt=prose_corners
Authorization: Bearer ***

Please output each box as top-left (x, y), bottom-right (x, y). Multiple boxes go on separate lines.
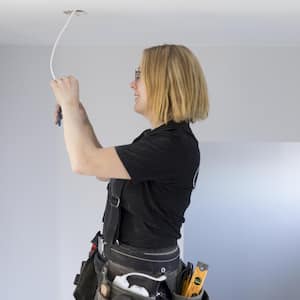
top-left (106, 265), bottom-right (209, 300)
top-left (73, 233), bottom-right (106, 300)
top-left (171, 290), bottom-right (209, 300)
top-left (73, 253), bottom-right (98, 300)
top-left (109, 281), bottom-right (209, 300)
top-left (110, 283), bottom-right (153, 300)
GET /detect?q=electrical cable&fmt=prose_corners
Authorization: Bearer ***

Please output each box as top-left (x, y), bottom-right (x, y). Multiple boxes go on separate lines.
top-left (50, 9), bottom-right (76, 80)
top-left (49, 9), bottom-right (82, 127)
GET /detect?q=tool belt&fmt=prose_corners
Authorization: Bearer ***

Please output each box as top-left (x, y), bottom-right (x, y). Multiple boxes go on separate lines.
top-left (104, 242), bottom-right (180, 274)
top-left (73, 179), bottom-right (209, 300)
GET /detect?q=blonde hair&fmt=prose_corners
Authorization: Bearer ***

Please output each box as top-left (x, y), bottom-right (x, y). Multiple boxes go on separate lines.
top-left (141, 44), bottom-right (209, 125)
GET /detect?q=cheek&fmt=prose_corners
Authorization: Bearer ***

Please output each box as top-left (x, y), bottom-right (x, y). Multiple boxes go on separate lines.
top-left (140, 90), bottom-right (147, 100)
top-left (140, 83), bottom-right (146, 96)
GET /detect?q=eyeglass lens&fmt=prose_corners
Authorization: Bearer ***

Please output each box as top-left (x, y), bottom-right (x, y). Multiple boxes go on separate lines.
top-left (135, 68), bottom-right (141, 81)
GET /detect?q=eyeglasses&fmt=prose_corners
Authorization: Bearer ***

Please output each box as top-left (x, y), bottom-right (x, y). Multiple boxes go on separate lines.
top-left (135, 67), bottom-right (141, 81)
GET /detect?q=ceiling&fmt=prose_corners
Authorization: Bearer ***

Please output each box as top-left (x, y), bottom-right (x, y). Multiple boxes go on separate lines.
top-left (1, 0), bottom-right (300, 46)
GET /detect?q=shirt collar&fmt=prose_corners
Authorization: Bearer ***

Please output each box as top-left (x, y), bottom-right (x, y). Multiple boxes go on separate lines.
top-left (145, 120), bottom-right (190, 136)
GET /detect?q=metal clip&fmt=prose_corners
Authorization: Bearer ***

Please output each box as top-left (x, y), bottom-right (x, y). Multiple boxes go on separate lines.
top-left (110, 196), bottom-right (120, 208)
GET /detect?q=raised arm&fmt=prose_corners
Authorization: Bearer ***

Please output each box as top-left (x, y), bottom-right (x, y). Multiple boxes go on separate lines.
top-left (50, 76), bottom-right (125, 181)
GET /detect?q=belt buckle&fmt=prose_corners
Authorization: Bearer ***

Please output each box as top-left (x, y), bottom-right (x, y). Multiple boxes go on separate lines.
top-left (98, 235), bottom-right (105, 255)
top-left (110, 196), bottom-right (120, 208)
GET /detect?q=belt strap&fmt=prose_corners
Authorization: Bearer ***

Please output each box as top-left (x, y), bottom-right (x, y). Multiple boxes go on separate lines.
top-left (104, 243), bottom-right (180, 274)
top-left (102, 179), bottom-right (126, 246)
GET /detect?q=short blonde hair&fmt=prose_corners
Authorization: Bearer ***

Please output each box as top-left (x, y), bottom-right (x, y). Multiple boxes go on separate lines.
top-left (141, 44), bottom-right (209, 125)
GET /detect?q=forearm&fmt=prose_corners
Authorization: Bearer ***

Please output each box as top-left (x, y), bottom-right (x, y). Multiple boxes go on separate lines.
top-left (78, 102), bottom-right (102, 148)
top-left (61, 101), bottom-right (102, 170)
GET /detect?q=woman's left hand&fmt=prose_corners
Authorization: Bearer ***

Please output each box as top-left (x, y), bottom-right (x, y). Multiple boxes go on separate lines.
top-left (49, 75), bottom-right (80, 107)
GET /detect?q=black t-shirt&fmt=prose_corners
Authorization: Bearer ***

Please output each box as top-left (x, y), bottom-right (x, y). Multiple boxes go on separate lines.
top-left (114, 120), bottom-right (200, 249)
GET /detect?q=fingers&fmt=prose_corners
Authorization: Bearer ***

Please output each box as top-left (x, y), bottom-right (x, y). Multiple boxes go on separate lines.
top-left (50, 77), bottom-right (64, 87)
top-left (50, 77), bottom-right (78, 109)
top-left (50, 75), bottom-right (77, 86)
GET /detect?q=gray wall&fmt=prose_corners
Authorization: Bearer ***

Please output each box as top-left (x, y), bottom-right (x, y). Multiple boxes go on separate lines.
top-left (0, 45), bottom-right (299, 299)
top-left (185, 143), bottom-right (300, 300)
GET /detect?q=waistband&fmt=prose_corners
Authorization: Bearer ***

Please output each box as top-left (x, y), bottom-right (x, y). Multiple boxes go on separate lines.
top-left (103, 242), bottom-right (180, 275)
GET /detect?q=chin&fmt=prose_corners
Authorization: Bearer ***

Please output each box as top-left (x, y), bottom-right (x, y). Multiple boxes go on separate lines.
top-left (134, 104), bottom-right (141, 113)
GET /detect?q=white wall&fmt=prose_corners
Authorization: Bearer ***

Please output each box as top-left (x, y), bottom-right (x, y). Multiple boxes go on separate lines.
top-left (0, 45), bottom-right (299, 299)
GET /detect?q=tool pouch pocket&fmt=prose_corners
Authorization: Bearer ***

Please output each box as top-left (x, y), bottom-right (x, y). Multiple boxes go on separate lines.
top-left (73, 253), bottom-right (98, 300)
top-left (172, 289), bottom-right (209, 300)
top-left (172, 261), bottom-right (209, 300)
top-left (110, 282), bottom-right (155, 300)
top-left (73, 237), bottom-right (106, 300)
top-left (109, 283), bottom-right (209, 300)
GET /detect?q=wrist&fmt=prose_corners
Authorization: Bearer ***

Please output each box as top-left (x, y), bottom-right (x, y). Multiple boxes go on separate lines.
top-left (62, 101), bottom-right (87, 122)
top-left (61, 100), bottom-right (80, 109)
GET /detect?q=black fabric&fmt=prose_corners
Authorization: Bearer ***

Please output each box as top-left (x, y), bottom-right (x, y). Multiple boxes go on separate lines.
top-left (114, 120), bottom-right (200, 249)
top-left (73, 232), bottom-right (107, 300)
top-left (103, 242), bottom-right (180, 274)
top-left (73, 251), bottom-right (99, 300)
top-left (102, 179), bottom-right (126, 246)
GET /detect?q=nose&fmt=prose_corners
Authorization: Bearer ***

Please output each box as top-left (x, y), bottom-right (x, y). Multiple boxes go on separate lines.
top-left (130, 80), bottom-right (136, 90)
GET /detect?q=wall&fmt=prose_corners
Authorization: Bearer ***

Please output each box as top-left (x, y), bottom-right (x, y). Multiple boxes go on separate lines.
top-left (0, 45), bottom-right (299, 299)
top-left (185, 143), bottom-right (300, 300)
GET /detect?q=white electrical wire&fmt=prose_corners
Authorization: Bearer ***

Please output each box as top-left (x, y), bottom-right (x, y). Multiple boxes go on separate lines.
top-left (120, 272), bottom-right (167, 282)
top-left (49, 9), bottom-right (77, 80)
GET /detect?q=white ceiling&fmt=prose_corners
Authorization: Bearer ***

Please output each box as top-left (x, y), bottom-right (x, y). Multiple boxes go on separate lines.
top-left (1, 0), bottom-right (300, 46)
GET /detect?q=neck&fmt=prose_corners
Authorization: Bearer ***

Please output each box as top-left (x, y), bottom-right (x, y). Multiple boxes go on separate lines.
top-left (146, 111), bottom-right (166, 129)
top-left (149, 118), bottom-right (164, 130)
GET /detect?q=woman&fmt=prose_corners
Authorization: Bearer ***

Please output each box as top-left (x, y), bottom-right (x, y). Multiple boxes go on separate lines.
top-left (50, 44), bottom-right (209, 299)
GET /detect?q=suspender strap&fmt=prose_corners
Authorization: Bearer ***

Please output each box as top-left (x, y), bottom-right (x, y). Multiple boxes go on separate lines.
top-left (102, 179), bottom-right (126, 246)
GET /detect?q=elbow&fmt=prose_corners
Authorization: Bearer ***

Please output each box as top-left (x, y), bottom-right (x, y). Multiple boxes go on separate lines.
top-left (71, 148), bottom-right (98, 176)
top-left (71, 153), bottom-right (89, 174)
top-left (72, 161), bottom-right (84, 174)
top-left (72, 165), bottom-right (81, 174)
top-left (72, 157), bottom-right (92, 175)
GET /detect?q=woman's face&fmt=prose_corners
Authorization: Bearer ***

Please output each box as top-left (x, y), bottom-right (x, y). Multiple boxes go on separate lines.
top-left (130, 66), bottom-right (148, 118)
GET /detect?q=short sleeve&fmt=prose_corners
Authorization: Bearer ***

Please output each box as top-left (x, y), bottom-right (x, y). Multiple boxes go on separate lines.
top-left (115, 134), bottom-right (177, 184)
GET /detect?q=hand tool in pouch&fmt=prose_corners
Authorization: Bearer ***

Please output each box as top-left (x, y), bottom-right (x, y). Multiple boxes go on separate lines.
top-left (182, 261), bottom-right (208, 297)
top-left (99, 266), bottom-right (111, 299)
top-left (179, 262), bottom-right (193, 295)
